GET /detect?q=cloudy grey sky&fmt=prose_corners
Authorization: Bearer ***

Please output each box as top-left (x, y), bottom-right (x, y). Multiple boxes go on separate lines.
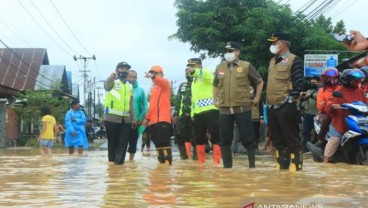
top-left (0, 0), bottom-right (366, 104)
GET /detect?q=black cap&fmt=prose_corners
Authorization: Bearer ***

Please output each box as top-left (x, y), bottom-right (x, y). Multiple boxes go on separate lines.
top-left (187, 58), bottom-right (202, 66)
top-left (116, 62), bottom-right (131, 70)
top-left (71, 99), bottom-right (80, 106)
top-left (225, 41), bottom-right (241, 50)
top-left (267, 32), bottom-right (290, 42)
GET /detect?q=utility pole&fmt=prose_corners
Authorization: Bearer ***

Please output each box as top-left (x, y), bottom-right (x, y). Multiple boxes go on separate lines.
top-left (73, 55), bottom-right (96, 108)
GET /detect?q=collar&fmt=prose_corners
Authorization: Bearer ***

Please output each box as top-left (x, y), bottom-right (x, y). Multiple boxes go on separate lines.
top-left (227, 59), bottom-right (240, 67)
top-left (278, 51), bottom-right (290, 59)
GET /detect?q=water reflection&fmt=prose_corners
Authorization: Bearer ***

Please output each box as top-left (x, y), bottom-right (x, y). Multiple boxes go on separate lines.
top-left (0, 147), bottom-right (367, 207)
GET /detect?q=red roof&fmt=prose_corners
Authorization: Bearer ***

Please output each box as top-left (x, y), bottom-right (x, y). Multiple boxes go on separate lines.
top-left (0, 48), bottom-right (49, 91)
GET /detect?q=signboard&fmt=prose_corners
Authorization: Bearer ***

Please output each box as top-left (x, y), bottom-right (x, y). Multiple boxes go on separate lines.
top-left (304, 54), bottom-right (338, 77)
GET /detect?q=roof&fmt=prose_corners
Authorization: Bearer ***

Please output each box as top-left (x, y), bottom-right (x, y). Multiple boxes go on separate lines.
top-left (0, 48), bottom-right (49, 91)
top-left (35, 65), bottom-right (68, 93)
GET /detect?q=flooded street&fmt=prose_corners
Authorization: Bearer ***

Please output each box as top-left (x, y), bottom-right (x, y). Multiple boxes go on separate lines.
top-left (0, 142), bottom-right (367, 208)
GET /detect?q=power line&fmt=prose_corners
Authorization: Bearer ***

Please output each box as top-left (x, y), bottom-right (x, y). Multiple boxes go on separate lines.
top-left (30, 0), bottom-right (79, 55)
top-left (49, 0), bottom-right (92, 56)
top-left (0, 15), bottom-right (34, 47)
top-left (0, 39), bottom-right (59, 86)
top-left (0, 44), bottom-right (51, 89)
top-left (16, 0), bottom-right (73, 57)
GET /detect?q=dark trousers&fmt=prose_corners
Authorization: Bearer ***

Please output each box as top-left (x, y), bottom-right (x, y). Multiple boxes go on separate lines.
top-left (302, 113), bottom-right (316, 152)
top-left (174, 116), bottom-right (194, 145)
top-left (219, 110), bottom-right (256, 149)
top-left (253, 120), bottom-right (260, 148)
top-left (128, 126), bottom-right (138, 154)
top-left (150, 122), bottom-right (172, 148)
top-left (268, 102), bottom-right (302, 153)
top-left (193, 110), bottom-right (220, 145)
top-left (105, 121), bottom-right (131, 164)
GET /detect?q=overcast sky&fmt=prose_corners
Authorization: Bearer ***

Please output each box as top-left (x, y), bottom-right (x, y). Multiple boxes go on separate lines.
top-left (0, 0), bottom-right (366, 104)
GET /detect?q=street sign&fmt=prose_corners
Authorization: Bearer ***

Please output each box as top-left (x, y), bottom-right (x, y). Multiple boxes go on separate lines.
top-left (304, 54), bottom-right (338, 77)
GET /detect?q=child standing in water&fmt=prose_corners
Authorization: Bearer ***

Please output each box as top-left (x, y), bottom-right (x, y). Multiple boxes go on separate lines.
top-left (38, 106), bottom-right (57, 159)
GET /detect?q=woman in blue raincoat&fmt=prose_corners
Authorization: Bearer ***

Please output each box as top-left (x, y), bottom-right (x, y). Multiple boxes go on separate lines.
top-left (64, 99), bottom-right (88, 155)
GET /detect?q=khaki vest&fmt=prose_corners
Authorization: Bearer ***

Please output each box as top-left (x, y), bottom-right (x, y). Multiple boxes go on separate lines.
top-left (267, 53), bottom-right (296, 105)
top-left (251, 104), bottom-right (259, 119)
top-left (216, 61), bottom-right (251, 107)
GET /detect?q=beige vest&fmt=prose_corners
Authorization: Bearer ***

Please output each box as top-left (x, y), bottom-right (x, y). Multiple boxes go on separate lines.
top-left (216, 61), bottom-right (251, 107)
top-left (267, 53), bottom-right (296, 105)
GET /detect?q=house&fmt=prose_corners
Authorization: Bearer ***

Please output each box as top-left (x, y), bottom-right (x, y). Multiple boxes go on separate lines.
top-left (0, 48), bottom-right (76, 147)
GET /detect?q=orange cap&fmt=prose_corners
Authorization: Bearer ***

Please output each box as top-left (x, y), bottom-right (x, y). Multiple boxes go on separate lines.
top-left (149, 65), bottom-right (163, 73)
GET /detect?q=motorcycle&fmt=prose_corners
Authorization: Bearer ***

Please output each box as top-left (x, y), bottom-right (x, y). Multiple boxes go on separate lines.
top-left (308, 91), bottom-right (368, 164)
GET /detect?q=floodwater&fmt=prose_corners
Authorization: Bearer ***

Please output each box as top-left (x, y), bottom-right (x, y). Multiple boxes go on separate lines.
top-left (0, 142), bottom-right (367, 208)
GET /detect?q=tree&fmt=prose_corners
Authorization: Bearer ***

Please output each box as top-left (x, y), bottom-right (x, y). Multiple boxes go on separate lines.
top-left (171, 0), bottom-right (345, 73)
top-left (333, 20), bottom-right (346, 34)
top-left (313, 15), bottom-right (333, 34)
top-left (13, 89), bottom-right (70, 136)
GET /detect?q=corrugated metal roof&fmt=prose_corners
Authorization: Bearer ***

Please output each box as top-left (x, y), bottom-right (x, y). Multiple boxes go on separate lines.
top-left (0, 48), bottom-right (49, 91)
top-left (35, 65), bottom-right (67, 91)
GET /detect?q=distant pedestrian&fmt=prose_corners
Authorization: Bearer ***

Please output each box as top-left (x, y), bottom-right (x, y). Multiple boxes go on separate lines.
top-left (64, 99), bottom-right (88, 156)
top-left (38, 106), bottom-right (57, 159)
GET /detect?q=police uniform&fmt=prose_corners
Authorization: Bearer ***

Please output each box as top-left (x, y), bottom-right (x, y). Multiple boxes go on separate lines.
top-left (104, 65), bottom-right (134, 165)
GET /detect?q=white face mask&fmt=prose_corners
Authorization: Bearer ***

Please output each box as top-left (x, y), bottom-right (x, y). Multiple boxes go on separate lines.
top-left (269, 44), bottom-right (280, 54)
top-left (224, 52), bottom-right (236, 62)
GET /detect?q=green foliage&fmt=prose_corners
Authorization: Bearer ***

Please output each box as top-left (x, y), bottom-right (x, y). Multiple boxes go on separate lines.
top-left (13, 89), bottom-right (70, 126)
top-left (172, 0), bottom-right (348, 70)
top-left (333, 20), bottom-right (346, 33)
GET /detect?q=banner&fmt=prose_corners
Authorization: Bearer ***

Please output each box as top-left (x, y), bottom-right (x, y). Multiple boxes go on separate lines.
top-left (304, 54), bottom-right (338, 77)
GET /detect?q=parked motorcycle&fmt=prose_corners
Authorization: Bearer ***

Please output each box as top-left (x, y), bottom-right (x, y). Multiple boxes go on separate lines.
top-left (308, 91), bottom-right (368, 164)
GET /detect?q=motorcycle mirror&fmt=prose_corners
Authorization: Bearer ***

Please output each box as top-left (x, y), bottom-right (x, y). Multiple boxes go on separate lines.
top-left (332, 91), bottom-right (344, 98)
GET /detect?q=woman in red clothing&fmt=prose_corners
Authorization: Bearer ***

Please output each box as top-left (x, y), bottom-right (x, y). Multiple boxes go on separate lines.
top-left (143, 65), bottom-right (173, 165)
top-left (323, 69), bottom-right (367, 163)
top-left (315, 67), bottom-right (340, 143)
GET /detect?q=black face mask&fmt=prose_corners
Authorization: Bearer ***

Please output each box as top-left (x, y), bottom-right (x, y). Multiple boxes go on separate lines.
top-left (118, 71), bottom-right (128, 79)
top-left (311, 84), bottom-right (318, 89)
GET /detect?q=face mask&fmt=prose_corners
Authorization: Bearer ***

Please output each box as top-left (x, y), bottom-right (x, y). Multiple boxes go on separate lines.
top-left (326, 79), bottom-right (338, 86)
top-left (118, 71), bottom-right (128, 79)
top-left (311, 84), bottom-right (319, 89)
top-left (269, 44), bottom-right (280, 54)
top-left (224, 52), bottom-right (236, 62)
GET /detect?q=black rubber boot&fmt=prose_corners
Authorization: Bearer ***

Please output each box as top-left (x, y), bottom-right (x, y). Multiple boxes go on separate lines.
top-left (276, 149), bottom-right (290, 170)
top-left (247, 147), bottom-right (256, 168)
top-left (192, 144), bottom-right (198, 160)
top-left (290, 152), bottom-right (303, 171)
top-left (177, 144), bottom-right (188, 160)
top-left (163, 147), bottom-right (173, 165)
top-left (156, 148), bottom-right (165, 164)
top-left (221, 145), bottom-right (232, 168)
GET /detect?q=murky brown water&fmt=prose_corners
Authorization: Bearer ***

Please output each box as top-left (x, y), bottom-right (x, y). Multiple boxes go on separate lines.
top-left (0, 143), bottom-right (367, 208)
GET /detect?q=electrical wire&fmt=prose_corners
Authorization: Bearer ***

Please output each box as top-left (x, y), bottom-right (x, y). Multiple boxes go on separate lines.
top-left (49, 0), bottom-right (92, 56)
top-left (0, 15), bottom-right (34, 47)
top-left (16, 0), bottom-right (73, 57)
top-left (30, 0), bottom-right (79, 55)
top-left (0, 39), bottom-right (59, 85)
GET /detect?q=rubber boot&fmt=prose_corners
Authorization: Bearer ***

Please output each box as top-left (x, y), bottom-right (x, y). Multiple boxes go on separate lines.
top-left (221, 145), bottom-right (232, 168)
top-left (276, 149), bottom-right (290, 170)
top-left (177, 144), bottom-right (188, 160)
top-left (290, 152), bottom-right (303, 171)
top-left (196, 145), bottom-right (206, 163)
top-left (212, 144), bottom-right (222, 164)
top-left (247, 147), bottom-right (256, 168)
top-left (185, 142), bottom-right (192, 159)
top-left (162, 147), bottom-right (173, 165)
top-left (156, 148), bottom-right (165, 164)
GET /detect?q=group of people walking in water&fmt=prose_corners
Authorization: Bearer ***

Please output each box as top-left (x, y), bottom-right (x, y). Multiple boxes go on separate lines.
top-left (38, 29), bottom-right (368, 171)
